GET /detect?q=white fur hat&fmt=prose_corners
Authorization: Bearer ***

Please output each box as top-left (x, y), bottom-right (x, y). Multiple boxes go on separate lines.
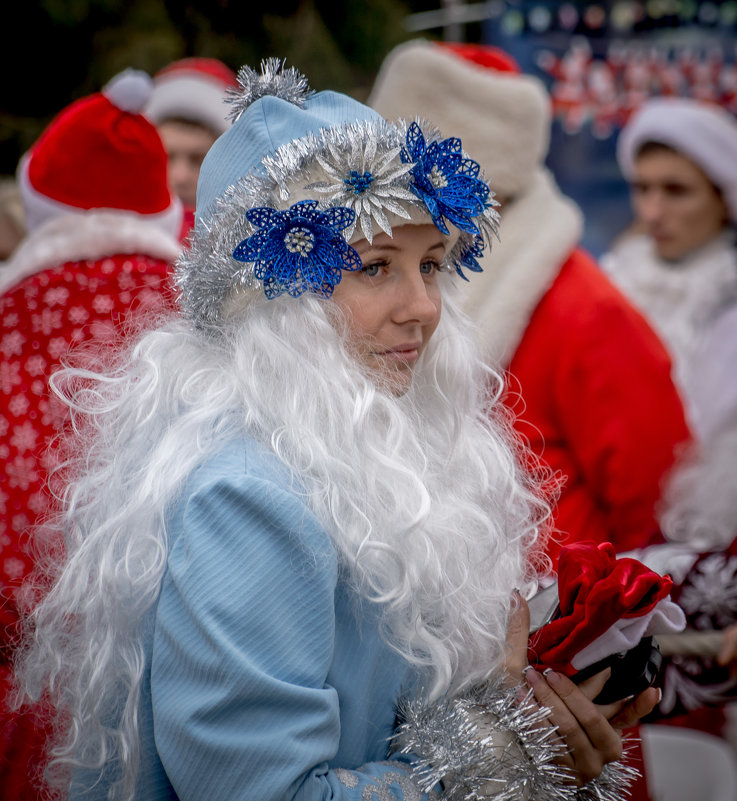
top-left (617, 97), bottom-right (737, 223)
top-left (145, 57), bottom-right (238, 137)
top-left (368, 40), bottom-right (551, 198)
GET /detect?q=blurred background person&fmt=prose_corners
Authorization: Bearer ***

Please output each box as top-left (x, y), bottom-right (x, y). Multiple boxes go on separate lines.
top-left (370, 40), bottom-right (690, 567)
top-left (602, 97), bottom-right (737, 440)
top-left (603, 97), bottom-right (737, 776)
top-left (0, 178), bottom-right (26, 263)
top-left (0, 68), bottom-right (183, 801)
top-left (145, 57), bottom-right (237, 226)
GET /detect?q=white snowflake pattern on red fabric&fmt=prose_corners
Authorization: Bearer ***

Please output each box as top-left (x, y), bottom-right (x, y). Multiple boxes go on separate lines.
top-left (91, 294), bottom-right (115, 314)
top-left (31, 307), bottom-right (63, 336)
top-left (1, 250), bottom-right (177, 730)
top-left (47, 336), bottom-right (70, 360)
top-left (117, 272), bottom-right (136, 292)
top-left (24, 354), bottom-right (46, 377)
top-left (6, 455), bottom-right (38, 491)
top-left (2, 557), bottom-right (27, 580)
top-left (0, 360), bottom-right (21, 394)
top-left (7, 393), bottom-right (30, 417)
top-left (43, 286), bottom-right (70, 307)
top-left (10, 421), bottom-right (39, 452)
top-left (27, 490), bottom-right (48, 515)
top-left (0, 330), bottom-right (25, 357)
top-left (67, 305), bottom-right (89, 325)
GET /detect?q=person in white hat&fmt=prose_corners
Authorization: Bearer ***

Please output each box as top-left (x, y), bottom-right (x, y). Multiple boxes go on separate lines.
top-left (603, 99), bottom-right (737, 759)
top-left (145, 57), bottom-right (238, 214)
top-left (369, 40), bottom-right (690, 566)
top-left (0, 69), bottom-right (183, 800)
top-left (602, 97), bottom-right (737, 438)
top-left (14, 59), bottom-right (659, 801)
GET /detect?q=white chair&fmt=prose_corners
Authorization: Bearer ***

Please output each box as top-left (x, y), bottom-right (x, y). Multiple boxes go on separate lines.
top-left (641, 724), bottom-right (737, 801)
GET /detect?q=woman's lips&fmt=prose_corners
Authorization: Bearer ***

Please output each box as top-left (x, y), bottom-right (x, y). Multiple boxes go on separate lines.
top-left (373, 342), bottom-right (422, 362)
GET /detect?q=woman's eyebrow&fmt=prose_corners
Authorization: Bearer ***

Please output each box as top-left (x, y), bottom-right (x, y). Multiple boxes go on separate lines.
top-left (357, 240), bottom-right (447, 254)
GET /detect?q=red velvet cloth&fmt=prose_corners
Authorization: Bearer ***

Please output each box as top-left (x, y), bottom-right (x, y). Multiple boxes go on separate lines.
top-left (0, 252), bottom-right (175, 800)
top-left (506, 249), bottom-right (691, 565)
top-left (528, 542), bottom-right (674, 675)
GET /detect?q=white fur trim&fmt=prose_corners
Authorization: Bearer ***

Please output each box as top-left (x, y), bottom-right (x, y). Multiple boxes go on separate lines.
top-left (369, 39), bottom-right (550, 198)
top-left (0, 211), bottom-right (182, 295)
top-left (571, 598), bottom-right (685, 672)
top-left (17, 154), bottom-right (184, 241)
top-left (102, 69), bottom-right (153, 114)
top-left (452, 168), bottom-right (582, 366)
top-left (602, 232), bottom-right (737, 432)
top-left (145, 73), bottom-right (232, 136)
top-left (617, 97), bottom-right (737, 223)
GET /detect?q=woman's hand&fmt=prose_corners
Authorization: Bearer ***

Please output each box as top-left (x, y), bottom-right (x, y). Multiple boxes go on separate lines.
top-left (507, 593), bottom-right (658, 785)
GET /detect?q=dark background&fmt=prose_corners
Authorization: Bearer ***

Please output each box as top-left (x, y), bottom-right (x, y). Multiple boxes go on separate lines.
top-left (3, 0), bottom-right (736, 257)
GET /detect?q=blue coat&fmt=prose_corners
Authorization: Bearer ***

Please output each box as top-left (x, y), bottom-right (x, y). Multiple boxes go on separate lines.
top-left (72, 437), bottom-right (427, 800)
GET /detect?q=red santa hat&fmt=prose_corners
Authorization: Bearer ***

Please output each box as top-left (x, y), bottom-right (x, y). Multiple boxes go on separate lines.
top-left (18, 69), bottom-right (183, 237)
top-left (145, 57), bottom-right (238, 137)
top-left (369, 40), bottom-right (551, 199)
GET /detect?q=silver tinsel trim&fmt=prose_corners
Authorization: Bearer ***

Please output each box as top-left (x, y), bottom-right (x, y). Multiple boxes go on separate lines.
top-left (226, 58), bottom-right (313, 122)
top-left (175, 114), bottom-right (499, 331)
top-left (392, 682), bottom-right (639, 801)
top-left (574, 739), bottom-right (641, 801)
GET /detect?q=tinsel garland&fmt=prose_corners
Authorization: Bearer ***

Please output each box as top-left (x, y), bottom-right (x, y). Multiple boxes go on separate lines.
top-left (392, 681), bottom-right (640, 801)
top-left (226, 58), bottom-right (313, 122)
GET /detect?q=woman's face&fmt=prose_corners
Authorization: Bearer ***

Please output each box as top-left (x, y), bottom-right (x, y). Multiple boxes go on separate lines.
top-left (631, 147), bottom-right (729, 262)
top-left (331, 223), bottom-right (444, 394)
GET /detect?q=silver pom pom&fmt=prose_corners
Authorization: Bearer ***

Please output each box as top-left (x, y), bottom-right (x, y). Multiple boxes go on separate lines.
top-left (226, 58), bottom-right (313, 122)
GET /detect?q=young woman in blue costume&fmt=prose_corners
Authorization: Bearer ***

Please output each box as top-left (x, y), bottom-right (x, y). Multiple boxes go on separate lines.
top-left (17, 60), bottom-right (657, 801)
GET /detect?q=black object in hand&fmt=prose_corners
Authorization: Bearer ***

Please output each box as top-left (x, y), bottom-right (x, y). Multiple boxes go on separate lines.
top-left (570, 636), bottom-right (662, 704)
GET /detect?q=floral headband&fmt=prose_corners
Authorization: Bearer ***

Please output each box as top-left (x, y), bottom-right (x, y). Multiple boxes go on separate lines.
top-left (175, 59), bottom-right (500, 330)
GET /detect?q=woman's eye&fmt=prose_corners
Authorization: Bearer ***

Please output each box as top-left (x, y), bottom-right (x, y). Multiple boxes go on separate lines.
top-left (420, 260), bottom-right (439, 275)
top-left (361, 262), bottom-right (383, 277)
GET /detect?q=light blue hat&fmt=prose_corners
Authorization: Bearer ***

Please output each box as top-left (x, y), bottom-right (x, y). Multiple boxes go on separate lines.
top-left (177, 59), bottom-right (499, 330)
top-left (196, 89), bottom-right (381, 229)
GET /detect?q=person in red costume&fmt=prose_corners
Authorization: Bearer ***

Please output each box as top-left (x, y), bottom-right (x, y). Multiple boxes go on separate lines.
top-left (369, 41), bottom-right (691, 566)
top-left (0, 69), bottom-right (183, 800)
top-left (145, 57), bottom-right (238, 232)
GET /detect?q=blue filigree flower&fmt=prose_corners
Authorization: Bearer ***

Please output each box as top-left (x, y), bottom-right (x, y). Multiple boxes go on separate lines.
top-left (402, 122), bottom-right (489, 237)
top-left (233, 200), bottom-right (361, 299)
top-left (456, 235), bottom-right (485, 280)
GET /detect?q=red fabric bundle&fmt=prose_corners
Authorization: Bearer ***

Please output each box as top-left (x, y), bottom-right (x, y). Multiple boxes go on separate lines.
top-left (528, 541), bottom-right (674, 676)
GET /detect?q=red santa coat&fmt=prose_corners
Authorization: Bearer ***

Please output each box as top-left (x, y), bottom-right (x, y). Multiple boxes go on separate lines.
top-left (0, 211), bottom-right (181, 799)
top-left (457, 169), bottom-right (690, 565)
top-left (507, 248), bottom-right (690, 560)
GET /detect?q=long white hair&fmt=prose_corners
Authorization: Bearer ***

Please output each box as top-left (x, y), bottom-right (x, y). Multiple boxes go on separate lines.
top-left (16, 277), bottom-right (551, 800)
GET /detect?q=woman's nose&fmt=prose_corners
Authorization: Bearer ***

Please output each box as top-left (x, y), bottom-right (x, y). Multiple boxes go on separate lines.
top-left (392, 270), bottom-right (439, 324)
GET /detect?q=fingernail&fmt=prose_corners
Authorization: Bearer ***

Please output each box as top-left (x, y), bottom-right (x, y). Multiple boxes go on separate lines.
top-left (543, 667), bottom-right (560, 685)
top-left (657, 687), bottom-right (662, 704)
top-left (524, 667), bottom-right (541, 685)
